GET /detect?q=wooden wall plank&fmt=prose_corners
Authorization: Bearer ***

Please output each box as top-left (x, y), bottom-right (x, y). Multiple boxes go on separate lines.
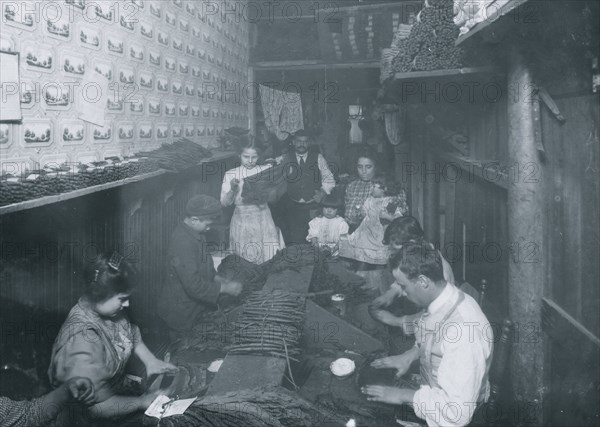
top-left (541, 94), bottom-right (600, 337)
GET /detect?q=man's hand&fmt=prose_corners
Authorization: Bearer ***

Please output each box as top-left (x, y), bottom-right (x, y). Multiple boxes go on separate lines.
top-left (310, 237), bottom-right (319, 247)
top-left (219, 279), bottom-right (243, 296)
top-left (371, 350), bottom-right (417, 378)
top-left (230, 178), bottom-right (240, 193)
top-left (372, 287), bottom-right (399, 309)
top-left (361, 385), bottom-right (414, 405)
top-left (66, 377), bottom-right (95, 405)
top-left (369, 307), bottom-right (404, 328)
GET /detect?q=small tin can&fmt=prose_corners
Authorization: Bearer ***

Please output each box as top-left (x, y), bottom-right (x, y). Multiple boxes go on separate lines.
top-left (331, 293), bottom-right (346, 317)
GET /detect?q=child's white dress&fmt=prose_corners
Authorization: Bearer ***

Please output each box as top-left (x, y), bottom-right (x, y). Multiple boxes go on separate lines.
top-left (306, 216), bottom-right (349, 256)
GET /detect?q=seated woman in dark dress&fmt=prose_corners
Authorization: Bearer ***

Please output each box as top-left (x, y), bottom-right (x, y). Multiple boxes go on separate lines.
top-left (48, 252), bottom-right (177, 424)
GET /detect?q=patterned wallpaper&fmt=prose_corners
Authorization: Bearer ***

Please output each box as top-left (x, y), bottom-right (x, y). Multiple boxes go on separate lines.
top-left (0, 0), bottom-right (249, 174)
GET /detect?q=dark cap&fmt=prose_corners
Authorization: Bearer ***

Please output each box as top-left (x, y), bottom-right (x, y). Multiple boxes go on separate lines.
top-left (185, 195), bottom-right (222, 218)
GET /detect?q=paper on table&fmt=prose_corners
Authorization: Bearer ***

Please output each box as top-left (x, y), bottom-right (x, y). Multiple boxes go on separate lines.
top-left (144, 395), bottom-right (197, 419)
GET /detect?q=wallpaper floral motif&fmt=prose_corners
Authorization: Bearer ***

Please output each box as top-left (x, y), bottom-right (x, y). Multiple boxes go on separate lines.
top-left (0, 0), bottom-right (249, 173)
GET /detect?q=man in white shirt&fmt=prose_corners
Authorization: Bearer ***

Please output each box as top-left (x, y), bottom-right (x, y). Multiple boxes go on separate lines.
top-left (282, 130), bottom-right (336, 245)
top-left (362, 242), bottom-right (493, 427)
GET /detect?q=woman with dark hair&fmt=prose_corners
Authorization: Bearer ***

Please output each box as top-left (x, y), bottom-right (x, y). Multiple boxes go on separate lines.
top-left (221, 139), bottom-right (284, 263)
top-left (344, 147), bottom-right (408, 233)
top-left (344, 147), bottom-right (379, 231)
top-left (48, 253), bottom-right (177, 423)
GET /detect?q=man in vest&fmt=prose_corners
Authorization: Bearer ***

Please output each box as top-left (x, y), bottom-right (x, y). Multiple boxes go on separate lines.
top-left (362, 242), bottom-right (493, 427)
top-left (282, 130), bottom-right (335, 245)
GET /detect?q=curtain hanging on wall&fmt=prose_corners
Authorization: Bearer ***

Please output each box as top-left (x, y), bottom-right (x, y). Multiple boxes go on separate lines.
top-left (259, 85), bottom-right (304, 141)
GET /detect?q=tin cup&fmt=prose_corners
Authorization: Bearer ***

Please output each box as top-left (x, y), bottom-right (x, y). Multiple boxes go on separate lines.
top-left (331, 293), bottom-right (347, 317)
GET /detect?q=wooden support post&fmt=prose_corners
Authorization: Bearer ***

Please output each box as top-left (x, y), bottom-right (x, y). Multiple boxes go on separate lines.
top-left (248, 66), bottom-right (256, 134)
top-left (506, 48), bottom-right (546, 426)
top-left (394, 143), bottom-right (410, 203)
top-left (423, 146), bottom-right (440, 245)
top-left (408, 130), bottom-right (422, 225)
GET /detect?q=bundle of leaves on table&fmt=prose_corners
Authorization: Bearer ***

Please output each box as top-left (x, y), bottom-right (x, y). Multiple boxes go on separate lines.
top-left (226, 290), bottom-right (305, 361)
top-left (261, 244), bottom-right (322, 274)
top-left (151, 387), bottom-right (347, 427)
top-left (136, 138), bottom-right (213, 171)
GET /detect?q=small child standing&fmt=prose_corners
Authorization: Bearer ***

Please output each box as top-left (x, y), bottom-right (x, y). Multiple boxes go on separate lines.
top-left (340, 175), bottom-right (408, 265)
top-left (306, 193), bottom-right (349, 256)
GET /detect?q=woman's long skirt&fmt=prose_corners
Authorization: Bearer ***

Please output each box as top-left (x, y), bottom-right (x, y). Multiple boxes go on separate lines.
top-left (229, 204), bottom-right (284, 264)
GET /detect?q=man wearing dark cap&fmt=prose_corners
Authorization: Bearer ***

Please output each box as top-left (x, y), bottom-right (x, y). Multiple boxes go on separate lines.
top-left (158, 195), bottom-right (242, 335)
top-left (282, 130), bottom-right (336, 245)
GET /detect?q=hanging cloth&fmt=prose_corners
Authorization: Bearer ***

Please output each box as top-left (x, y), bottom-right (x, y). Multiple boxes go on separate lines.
top-left (384, 108), bottom-right (403, 146)
top-left (349, 118), bottom-right (363, 144)
top-left (259, 85), bottom-right (304, 141)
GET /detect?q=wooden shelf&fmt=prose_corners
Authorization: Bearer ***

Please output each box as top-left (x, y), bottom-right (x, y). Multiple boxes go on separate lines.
top-left (455, 0), bottom-right (531, 46)
top-left (0, 170), bottom-right (170, 215)
top-left (542, 298), bottom-right (600, 348)
top-left (252, 60), bottom-right (380, 71)
top-left (439, 151), bottom-right (509, 190)
top-left (0, 151), bottom-right (237, 216)
top-left (391, 66), bottom-right (495, 82)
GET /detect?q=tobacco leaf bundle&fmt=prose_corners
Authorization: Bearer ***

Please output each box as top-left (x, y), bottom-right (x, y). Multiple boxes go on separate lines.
top-left (262, 244), bottom-right (321, 274)
top-left (240, 162), bottom-right (287, 205)
top-left (154, 387), bottom-right (347, 427)
top-left (226, 290), bottom-right (306, 360)
top-left (0, 159), bottom-right (160, 207)
top-left (136, 138), bottom-right (213, 171)
top-left (390, 0), bottom-right (464, 73)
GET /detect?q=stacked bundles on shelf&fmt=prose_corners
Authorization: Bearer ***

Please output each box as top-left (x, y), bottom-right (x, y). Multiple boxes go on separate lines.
top-left (0, 159), bottom-right (159, 207)
top-left (136, 138), bottom-right (213, 171)
top-left (0, 138), bottom-right (212, 207)
top-left (389, 0), bottom-right (464, 74)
